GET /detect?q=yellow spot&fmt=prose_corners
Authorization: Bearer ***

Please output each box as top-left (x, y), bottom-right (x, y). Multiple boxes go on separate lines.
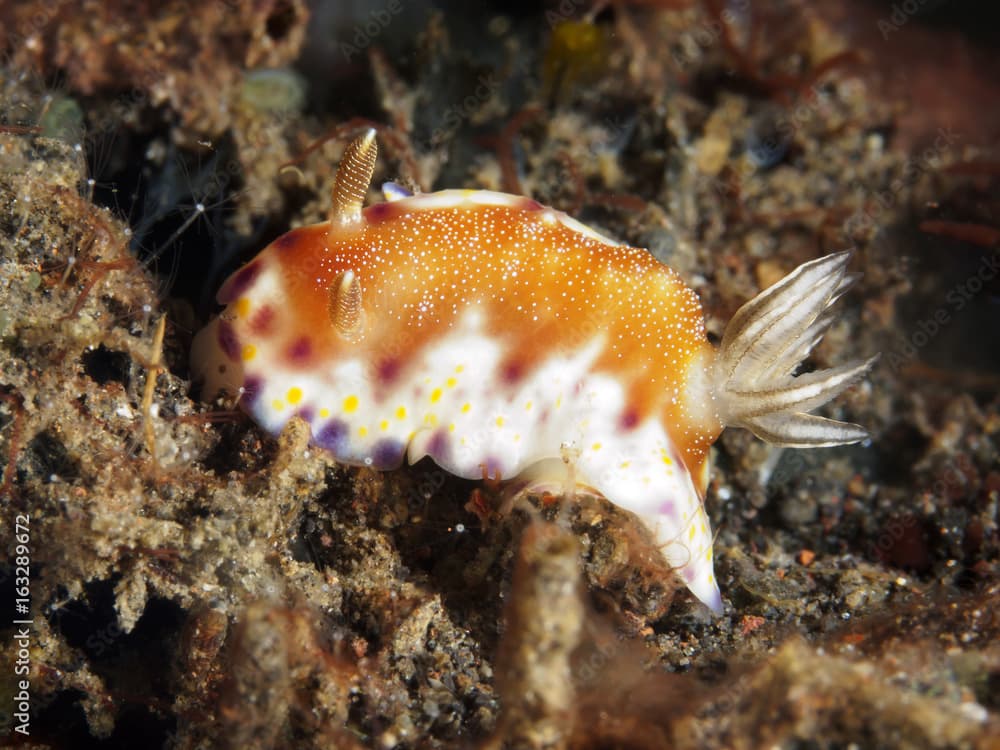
top-left (358, 426), bottom-right (368, 437)
top-left (514, 434), bottom-right (521, 442)
top-left (461, 403), bottom-right (471, 413)
top-left (688, 525), bottom-right (696, 541)
top-left (662, 455), bottom-right (673, 466)
top-left (705, 548), bottom-right (712, 561)
top-left (235, 297), bottom-right (251, 318)
top-left (495, 416), bottom-right (505, 427)
top-left (241, 344), bottom-right (257, 361)
top-left (525, 400), bottom-right (533, 411)
top-left (700, 522), bottom-right (707, 535)
top-left (430, 388), bottom-right (442, 403)
top-left (395, 406), bottom-right (407, 420)
top-left (319, 408), bottom-right (330, 418)
top-left (555, 396), bottom-right (562, 409)
top-left (271, 399), bottom-right (285, 412)
top-left (286, 387), bottom-right (303, 405)
top-left (455, 365), bottom-right (464, 373)
top-left (446, 377), bottom-right (457, 388)
top-left (707, 574), bottom-right (714, 585)
top-left (448, 423), bottom-right (456, 432)
top-left (424, 413), bottom-right (438, 427)
top-left (591, 442), bottom-right (602, 451)
top-left (619, 461), bottom-right (631, 469)
top-left (343, 395), bottom-right (359, 413)
top-left (380, 419), bottom-right (389, 431)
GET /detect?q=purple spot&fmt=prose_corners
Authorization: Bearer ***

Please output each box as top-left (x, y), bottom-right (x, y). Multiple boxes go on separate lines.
top-left (241, 376), bottom-right (262, 408)
top-left (682, 566), bottom-right (696, 583)
top-left (481, 455), bottom-right (504, 479)
top-left (216, 321), bottom-right (240, 362)
top-left (377, 357), bottom-right (401, 385)
top-left (619, 409), bottom-right (639, 430)
top-left (501, 361), bottom-right (524, 385)
top-left (249, 306), bottom-right (275, 335)
top-left (219, 262), bottom-right (261, 303)
top-left (296, 407), bottom-right (315, 425)
top-left (371, 439), bottom-right (405, 469)
top-left (287, 336), bottom-right (312, 363)
top-left (316, 419), bottom-right (349, 455)
top-left (426, 429), bottom-right (450, 463)
top-left (658, 499), bottom-right (677, 519)
top-left (366, 203), bottom-right (396, 223)
top-left (272, 231), bottom-right (299, 251)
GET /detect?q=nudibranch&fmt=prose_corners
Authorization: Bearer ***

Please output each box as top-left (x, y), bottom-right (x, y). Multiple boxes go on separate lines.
top-left (192, 129), bottom-right (875, 612)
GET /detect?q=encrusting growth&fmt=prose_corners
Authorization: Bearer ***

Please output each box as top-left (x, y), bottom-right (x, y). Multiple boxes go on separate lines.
top-left (192, 129), bottom-right (876, 613)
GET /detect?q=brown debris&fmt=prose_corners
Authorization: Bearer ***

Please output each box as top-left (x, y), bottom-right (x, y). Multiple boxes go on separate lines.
top-left (489, 522), bottom-right (586, 749)
top-left (0, 0), bottom-right (309, 135)
top-left (0, 0), bottom-right (998, 747)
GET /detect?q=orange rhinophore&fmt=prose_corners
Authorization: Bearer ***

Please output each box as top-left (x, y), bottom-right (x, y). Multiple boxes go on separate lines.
top-left (193, 130), bottom-right (876, 612)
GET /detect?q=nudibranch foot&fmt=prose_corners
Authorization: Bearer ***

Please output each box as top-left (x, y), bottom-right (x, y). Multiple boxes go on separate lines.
top-left (192, 130), bottom-right (875, 614)
top-left (525, 417), bottom-right (723, 612)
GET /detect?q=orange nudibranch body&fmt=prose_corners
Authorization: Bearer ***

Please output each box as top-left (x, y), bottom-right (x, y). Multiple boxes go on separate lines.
top-left (217, 193), bottom-right (721, 477)
top-left (193, 130), bottom-right (874, 613)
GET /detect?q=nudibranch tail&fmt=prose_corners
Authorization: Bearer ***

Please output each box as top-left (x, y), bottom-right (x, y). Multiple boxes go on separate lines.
top-left (330, 127), bottom-right (378, 230)
top-left (191, 317), bottom-right (243, 402)
top-left (712, 252), bottom-right (877, 447)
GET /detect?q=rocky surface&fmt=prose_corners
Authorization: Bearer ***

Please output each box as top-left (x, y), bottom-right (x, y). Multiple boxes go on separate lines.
top-left (0, 1), bottom-right (998, 748)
